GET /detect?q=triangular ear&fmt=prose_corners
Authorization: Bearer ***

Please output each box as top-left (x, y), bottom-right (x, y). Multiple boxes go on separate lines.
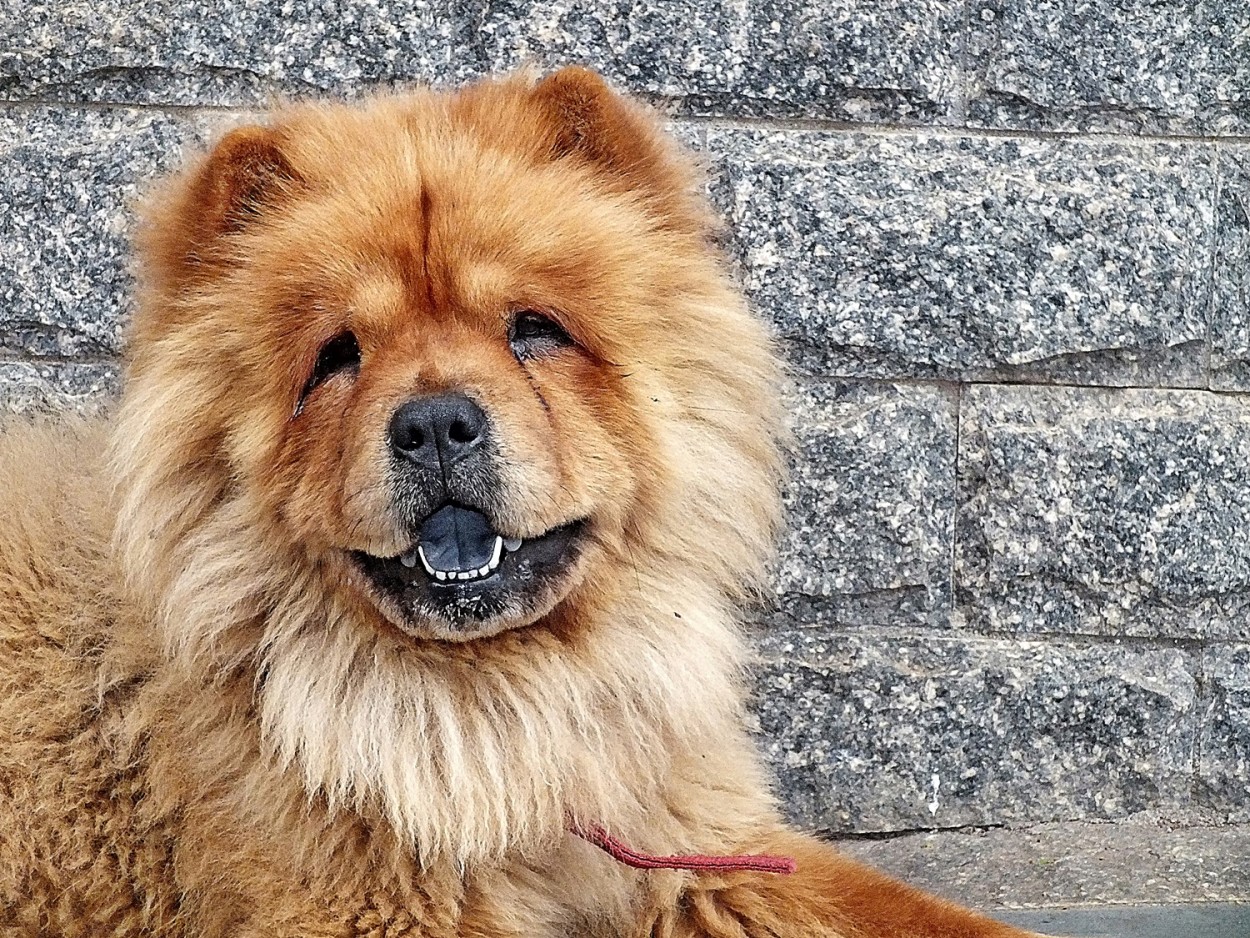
top-left (187, 125), bottom-right (302, 246)
top-left (141, 124), bottom-right (303, 286)
top-left (530, 67), bottom-right (708, 232)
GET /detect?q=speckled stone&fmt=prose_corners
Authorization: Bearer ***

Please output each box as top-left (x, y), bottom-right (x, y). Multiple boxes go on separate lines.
top-left (0, 0), bottom-right (479, 106)
top-left (774, 381), bottom-right (955, 629)
top-left (479, 0), bottom-right (962, 122)
top-left (1197, 645), bottom-right (1250, 820)
top-left (0, 360), bottom-right (119, 413)
top-left (968, 1), bottom-right (1250, 136)
top-left (956, 386), bottom-right (1250, 640)
top-left (708, 128), bottom-right (1215, 385)
top-left (750, 628), bottom-right (1197, 833)
top-left (1211, 147), bottom-right (1250, 391)
top-left (0, 107), bottom-right (227, 359)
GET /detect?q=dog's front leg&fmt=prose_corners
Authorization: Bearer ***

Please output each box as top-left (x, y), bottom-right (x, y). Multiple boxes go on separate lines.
top-left (636, 828), bottom-right (1042, 938)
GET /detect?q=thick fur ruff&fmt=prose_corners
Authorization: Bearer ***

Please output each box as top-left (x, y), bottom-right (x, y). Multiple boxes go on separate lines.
top-left (0, 70), bottom-right (1036, 937)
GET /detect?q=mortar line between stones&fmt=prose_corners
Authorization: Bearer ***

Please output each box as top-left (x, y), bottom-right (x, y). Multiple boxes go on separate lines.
top-left (822, 815), bottom-right (1250, 844)
top-left (824, 821), bottom-right (1008, 842)
top-left (951, 0), bottom-right (971, 126)
top-left (948, 381), bottom-right (963, 633)
top-left (1202, 146), bottom-right (1223, 391)
top-left (679, 113), bottom-right (1250, 148)
top-left (756, 618), bottom-right (1214, 652)
top-left (0, 99), bottom-right (258, 119)
top-left (1191, 643), bottom-right (1207, 806)
top-left (793, 373), bottom-right (1248, 397)
top-left (980, 631), bottom-right (1216, 651)
top-left (0, 353), bottom-right (120, 367)
top-left (956, 375), bottom-right (1231, 394)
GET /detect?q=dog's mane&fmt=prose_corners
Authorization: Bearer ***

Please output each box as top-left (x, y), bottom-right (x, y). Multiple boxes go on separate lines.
top-left (110, 300), bottom-right (781, 865)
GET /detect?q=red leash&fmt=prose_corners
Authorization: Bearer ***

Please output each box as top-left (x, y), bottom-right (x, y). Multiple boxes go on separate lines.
top-left (571, 823), bottom-right (797, 875)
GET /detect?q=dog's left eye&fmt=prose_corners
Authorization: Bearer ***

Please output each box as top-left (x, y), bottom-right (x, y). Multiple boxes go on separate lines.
top-left (299, 331), bottom-right (361, 408)
top-left (509, 311), bottom-right (573, 360)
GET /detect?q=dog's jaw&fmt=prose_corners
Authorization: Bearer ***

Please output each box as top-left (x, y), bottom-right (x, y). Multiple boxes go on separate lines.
top-left (350, 514), bottom-right (592, 641)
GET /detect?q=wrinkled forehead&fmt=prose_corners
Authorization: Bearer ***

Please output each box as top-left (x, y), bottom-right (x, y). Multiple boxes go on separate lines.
top-left (255, 125), bottom-right (667, 354)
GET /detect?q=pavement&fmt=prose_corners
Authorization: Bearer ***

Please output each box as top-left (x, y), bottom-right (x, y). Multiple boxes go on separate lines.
top-left (830, 816), bottom-right (1250, 936)
top-left (998, 903), bottom-right (1250, 937)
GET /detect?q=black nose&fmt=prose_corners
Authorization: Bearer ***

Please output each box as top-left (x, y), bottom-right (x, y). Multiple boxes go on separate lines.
top-left (389, 393), bottom-right (488, 470)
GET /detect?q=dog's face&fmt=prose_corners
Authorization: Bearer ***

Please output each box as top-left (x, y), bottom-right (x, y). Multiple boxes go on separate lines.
top-left (124, 69), bottom-right (780, 645)
top-left (255, 196), bottom-right (627, 642)
top-left (223, 119), bottom-right (648, 643)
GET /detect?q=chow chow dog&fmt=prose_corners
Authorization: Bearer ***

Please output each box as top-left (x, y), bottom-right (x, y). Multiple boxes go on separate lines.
top-left (0, 68), bottom-right (1037, 937)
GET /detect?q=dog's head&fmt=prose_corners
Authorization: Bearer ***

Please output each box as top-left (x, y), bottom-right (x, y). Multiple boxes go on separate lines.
top-left (116, 68), bottom-right (782, 647)
top-left (110, 68), bottom-right (785, 861)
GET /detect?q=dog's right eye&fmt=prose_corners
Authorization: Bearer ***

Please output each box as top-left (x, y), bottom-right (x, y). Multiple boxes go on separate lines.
top-left (509, 311), bottom-right (574, 361)
top-left (299, 331), bottom-right (361, 408)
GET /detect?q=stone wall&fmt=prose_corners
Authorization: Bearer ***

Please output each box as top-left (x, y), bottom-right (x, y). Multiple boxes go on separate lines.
top-left (2, 2), bottom-right (1248, 841)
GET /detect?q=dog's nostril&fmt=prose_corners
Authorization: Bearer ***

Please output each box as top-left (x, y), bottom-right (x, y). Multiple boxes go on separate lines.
top-left (389, 393), bottom-right (487, 469)
top-left (392, 423), bottom-right (423, 451)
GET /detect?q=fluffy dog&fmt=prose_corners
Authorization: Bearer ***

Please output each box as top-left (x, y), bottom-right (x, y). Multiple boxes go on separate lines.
top-left (0, 68), bottom-right (1036, 937)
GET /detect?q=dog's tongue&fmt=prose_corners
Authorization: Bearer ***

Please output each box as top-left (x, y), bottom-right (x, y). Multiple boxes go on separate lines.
top-left (417, 505), bottom-right (499, 573)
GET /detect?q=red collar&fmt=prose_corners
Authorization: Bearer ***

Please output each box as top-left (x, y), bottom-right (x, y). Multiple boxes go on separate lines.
top-left (570, 823), bottom-right (796, 875)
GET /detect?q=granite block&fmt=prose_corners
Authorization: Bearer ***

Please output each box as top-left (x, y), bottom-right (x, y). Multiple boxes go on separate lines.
top-left (0, 107), bottom-right (227, 359)
top-left (479, 0), bottom-right (962, 122)
top-left (774, 381), bottom-right (956, 629)
top-left (956, 386), bottom-right (1250, 640)
top-left (0, 360), bottom-right (119, 414)
top-left (968, 1), bottom-right (1250, 136)
top-left (0, 0), bottom-right (479, 107)
top-left (750, 628), bottom-right (1197, 833)
top-left (1197, 645), bottom-right (1250, 820)
top-left (708, 129), bottom-right (1214, 385)
top-left (1211, 147), bottom-right (1250, 391)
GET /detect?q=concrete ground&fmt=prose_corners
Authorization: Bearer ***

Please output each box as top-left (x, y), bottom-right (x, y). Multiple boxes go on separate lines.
top-left (998, 903), bottom-right (1250, 937)
top-left (832, 815), bottom-right (1250, 937)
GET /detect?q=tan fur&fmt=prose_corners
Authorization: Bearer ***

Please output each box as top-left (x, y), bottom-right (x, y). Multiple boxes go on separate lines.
top-left (0, 69), bottom-right (1035, 937)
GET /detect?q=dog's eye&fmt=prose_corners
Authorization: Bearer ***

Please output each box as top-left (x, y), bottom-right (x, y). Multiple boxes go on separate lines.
top-left (300, 331), bottom-right (361, 406)
top-left (509, 311), bottom-right (573, 360)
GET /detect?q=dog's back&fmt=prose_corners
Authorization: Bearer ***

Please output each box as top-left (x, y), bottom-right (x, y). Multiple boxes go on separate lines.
top-left (0, 418), bottom-right (183, 933)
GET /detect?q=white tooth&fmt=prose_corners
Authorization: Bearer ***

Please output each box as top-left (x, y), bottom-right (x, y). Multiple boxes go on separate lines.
top-left (478, 565), bottom-right (490, 576)
top-left (489, 536), bottom-right (503, 568)
top-left (400, 551), bottom-right (417, 569)
top-left (416, 546), bottom-right (439, 577)
top-left (503, 536), bottom-right (522, 552)
top-left (458, 571), bottom-right (473, 580)
top-left (435, 570), bottom-right (448, 581)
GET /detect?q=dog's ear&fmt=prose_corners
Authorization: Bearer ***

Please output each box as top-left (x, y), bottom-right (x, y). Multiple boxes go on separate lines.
top-left (185, 125), bottom-right (303, 250)
top-left (142, 125), bottom-right (303, 287)
top-left (531, 67), bottom-right (708, 232)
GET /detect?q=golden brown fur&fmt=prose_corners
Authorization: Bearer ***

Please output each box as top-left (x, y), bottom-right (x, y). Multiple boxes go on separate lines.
top-left (0, 69), bottom-right (1036, 937)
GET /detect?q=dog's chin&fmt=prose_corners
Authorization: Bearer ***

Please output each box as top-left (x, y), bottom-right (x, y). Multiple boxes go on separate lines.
top-left (349, 514), bottom-right (592, 643)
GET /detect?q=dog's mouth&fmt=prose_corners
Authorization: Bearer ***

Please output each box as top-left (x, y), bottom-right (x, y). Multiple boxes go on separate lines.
top-left (405, 503), bottom-right (521, 583)
top-left (351, 503), bottom-right (589, 638)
